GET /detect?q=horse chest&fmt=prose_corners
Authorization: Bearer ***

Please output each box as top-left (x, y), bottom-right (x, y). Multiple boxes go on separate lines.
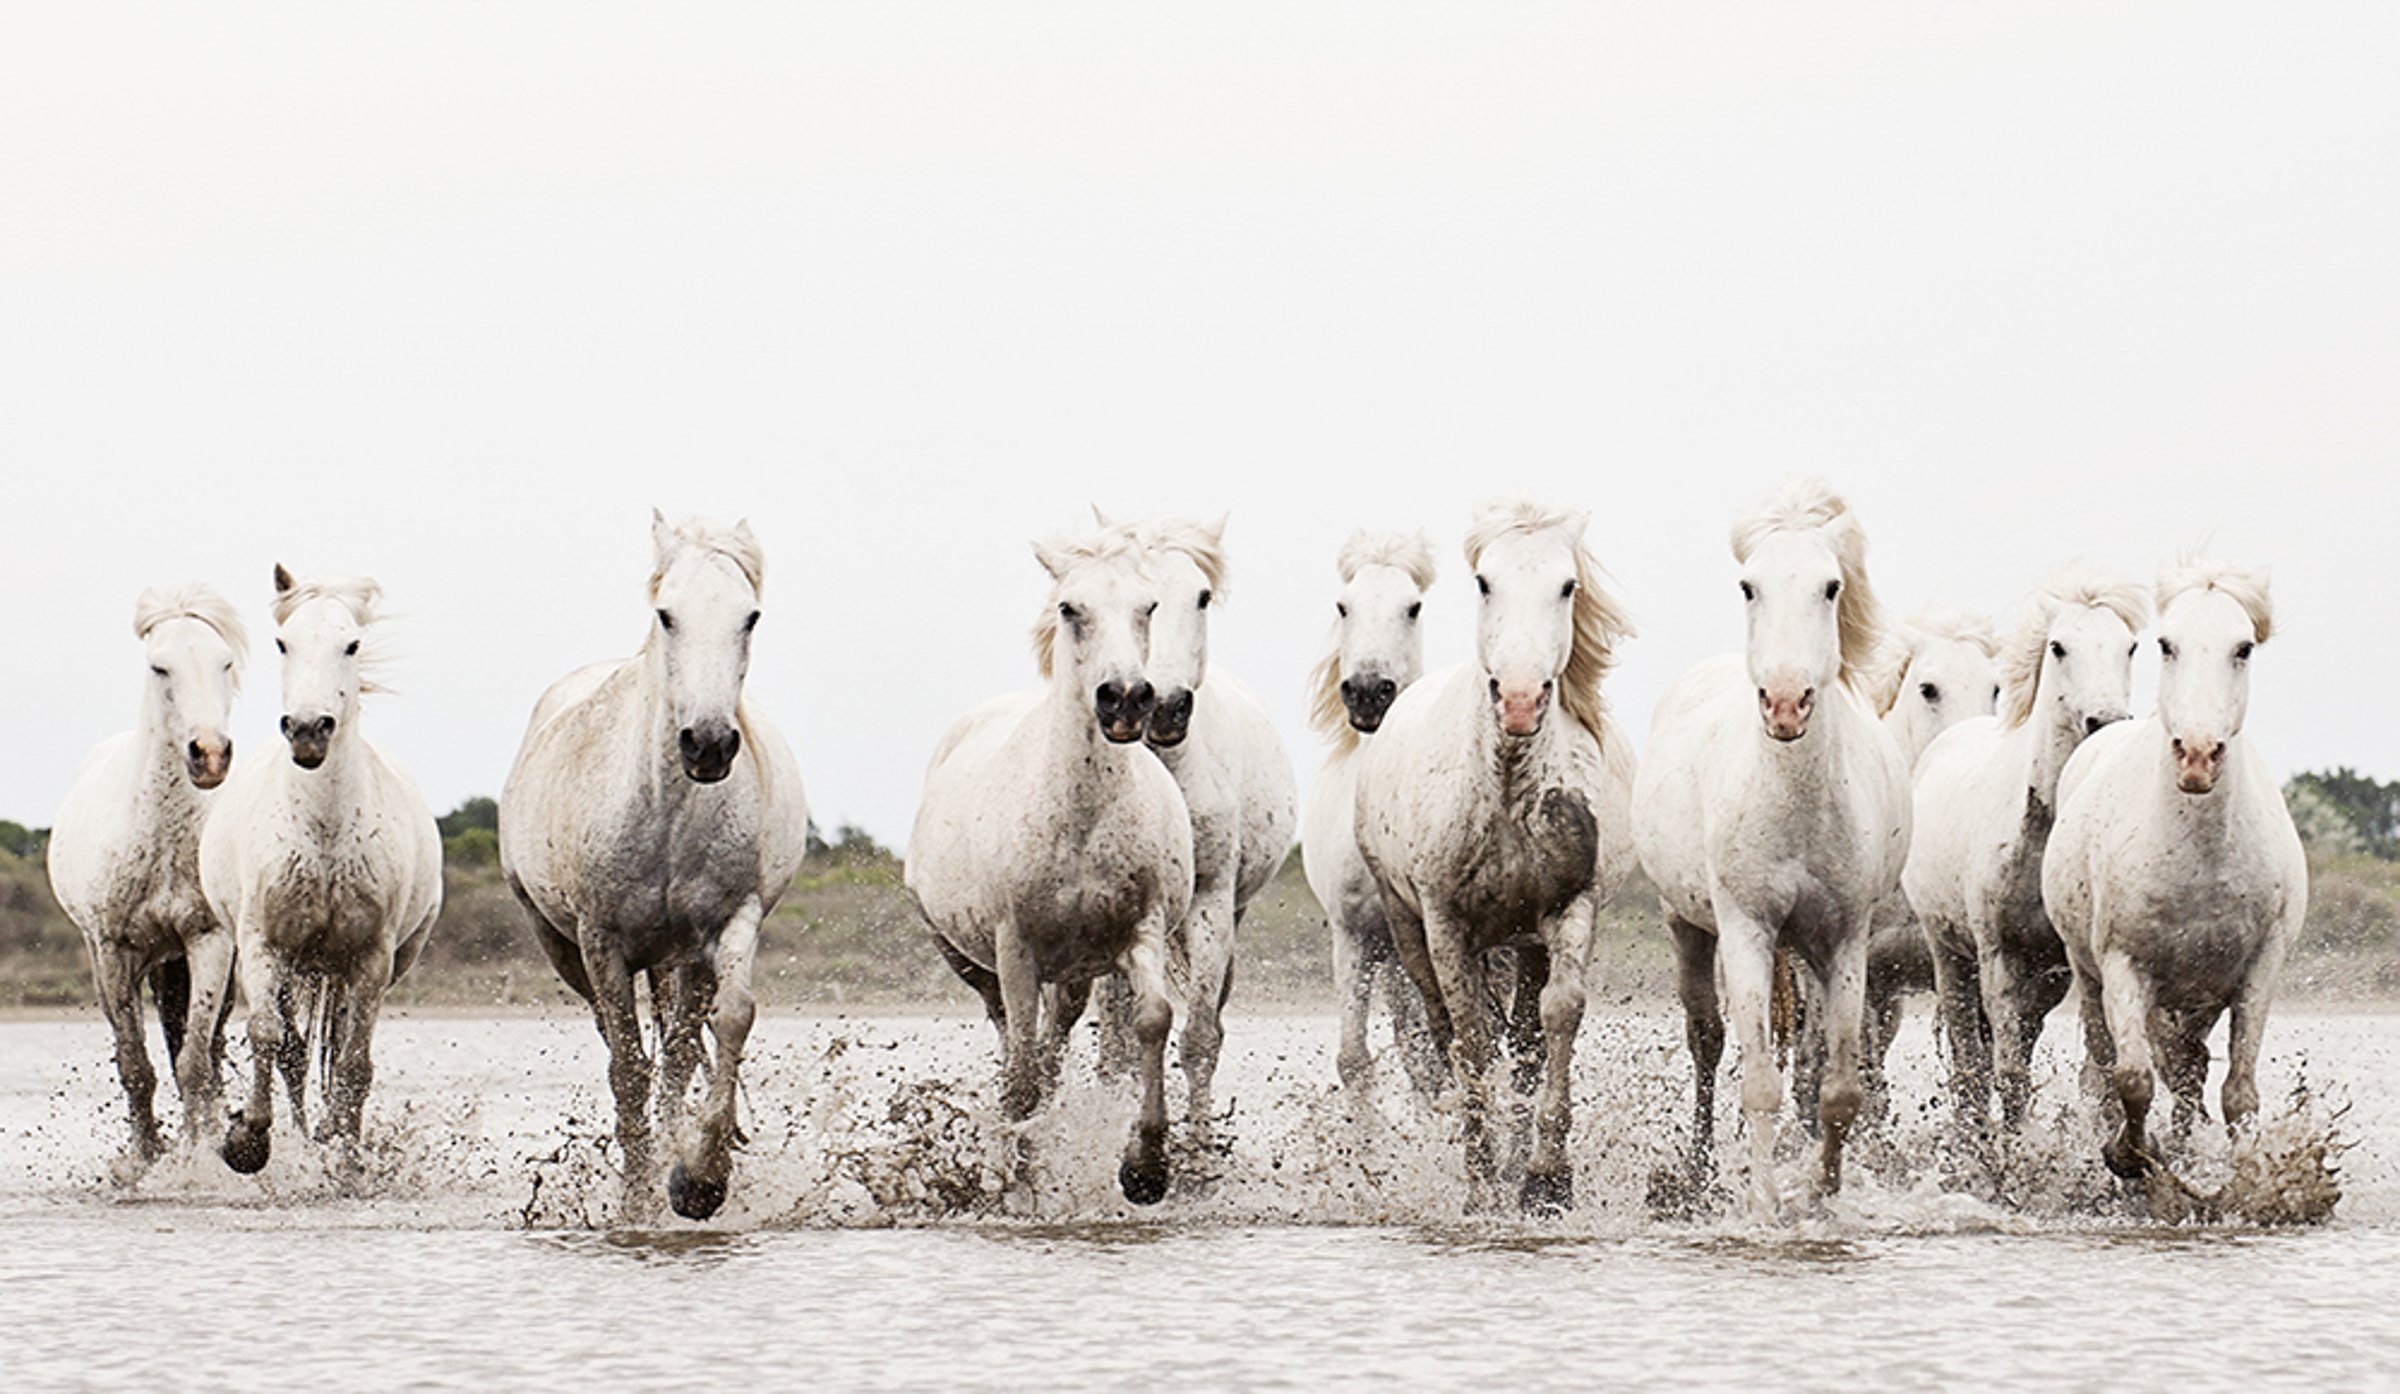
top-left (256, 850), bottom-right (394, 966)
top-left (1439, 786), bottom-right (1597, 949)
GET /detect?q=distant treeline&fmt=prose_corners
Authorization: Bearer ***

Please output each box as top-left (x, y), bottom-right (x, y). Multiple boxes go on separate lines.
top-left (2, 769), bottom-right (2398, 1008)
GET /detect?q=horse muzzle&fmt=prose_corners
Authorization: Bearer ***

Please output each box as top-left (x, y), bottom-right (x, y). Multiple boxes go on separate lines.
top-left (1759, 682), bottom-right (1815, 742)
top-left (678, 723), bottom-right (742, 784)
top-left (1341, 674), bottom-right (1398, 733)
top-left (2171, 735), bottom-right (2226, 795)
top-left (1145, 688), bottom-right (1195, 748)
top-left (1490, 677), bottom-right (1551, 739)
top-left (1095, 679), bottom-right (1155, 745)
top-left (281, 714), bottom-right (334, 770)
top-left (185, 736), bottom-right (232, 789)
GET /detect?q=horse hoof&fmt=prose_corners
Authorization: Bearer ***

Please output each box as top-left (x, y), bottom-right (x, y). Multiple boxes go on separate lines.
top-left (1119, 1157), bottom-right (1169, 1206)
top-left (2103, 1138), bottom-right (2150, 1181)
top-left (1520, 1170), bottom-right (1574, 1216)
top-left (667, 1163), bottom-right (728, 1221)
top-left (221, 1115), bottom-right (271, 1175)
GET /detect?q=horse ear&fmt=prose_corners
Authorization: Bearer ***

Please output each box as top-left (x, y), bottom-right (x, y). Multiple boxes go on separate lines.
top-left (1563, 510), bottom-right (1590, 542)
top-left (651, 509), bottom-right (673, 553)
top-left (1033, 540), bottom-right (1067, 579)
top-left (1090, 504), bottom-right (1117, 529)
top-left (1205, 512), bottom-right (1229, 544)
top-left (733, 517), bottom-right (758, 546)
top-left (273, 563), bottom-right (294, 595)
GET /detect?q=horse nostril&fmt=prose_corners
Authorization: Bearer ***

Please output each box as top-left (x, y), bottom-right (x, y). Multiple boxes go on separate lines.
top-left (1375, 679), bottom-right (1396, 703)
top-left (315, 716), bottom-right (336, 740)
top-left (279, 716), bottom-right (295, 739)
top-left (1127, 681), bottom-right (1156, 714)
top-left (2086, 716), bottom-right (2106, 736)
top-left (1096, 682), bottom-right (1125, 711)
top-left (1490, 679), bottom-right (1503, 702)
top-left (188, 741), bottom-right (205, 764)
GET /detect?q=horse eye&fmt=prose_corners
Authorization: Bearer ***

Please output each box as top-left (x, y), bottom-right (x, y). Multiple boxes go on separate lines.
top-left (2127, 642), bottom-right (2137, 658)
top-left (743, 611), bottom-right (761, 633)
top-left (1919, 682), bottom-right (1939, 704)
top-left (151, 665), bottom-right (169, 678)
top-left (1196, 589), bottom-right (1212, 611)
top-left (1058, 602), bottom-right (1079, 623)
top-left (275, 639), bottom-right (286, 654)
top-left (1406, 601), bottom-right (1422, 620)
top-left (344, 640), bottom-right (360, 656)
top-left (1335, 602), bottom-right (1348, 619)
top-left (1559, 578), bottom-right (1577, 599)
top-left (1990, 684), bottom-right (2001, 701)
top-left (2159, 638), bottom-right (2176, 659)
top-left (1144, 603), bottom-right (1158, 618)
top-left (2049, 640), bottom-right (2067, 660)
top-left (1739, 581), bottom-right (1756, 602)
top-left (2234, 641), bottom-right (2253, 661)
top-left (1824, 580), bottom-right (1841, 601)
top-left (657, 609), bottom-right (675, 632)
top-left (1475, 575), bottom-right (1490, 597)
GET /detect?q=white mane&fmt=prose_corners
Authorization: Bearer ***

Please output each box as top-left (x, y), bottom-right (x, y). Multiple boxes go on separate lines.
top-left (1464, 499), bottom-right (1633, 737)
top-left (133, 582), bottom-right (249, 689)
top-left (2157, 556), bottom-right (2273, 642)
top-left (1997, 565), bottom-right (2150, 728)
top-left (1729, 478), bottom-right (1884, 692)
top-left (1308, 529), bottom-right (1438, 750)
top-left (649, 515), bottom-right (766, 598)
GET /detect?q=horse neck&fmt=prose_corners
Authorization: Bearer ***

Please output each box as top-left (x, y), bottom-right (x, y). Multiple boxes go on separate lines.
top-left (287, 722), bottom-right (374, 836)
top-left (2146, 725), bottom-right (2245, 844)
top-left (1751, 686), bottom-right (1856, 799)
top-left (2017, 691), bottom-right (2085, 819)
top-left (129, 687), bottom-right (205, 844)
top-left (1471, 692), bottom-right (1566, 812)
top-left (1034, 669), bottom-right (1134, 812)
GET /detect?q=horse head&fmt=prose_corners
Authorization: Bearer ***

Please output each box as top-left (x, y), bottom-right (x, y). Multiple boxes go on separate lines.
top-left (1731, 480), bottom-right (1879, 744)
top-left (134, 583), bottom-right (246, 789)
top-left (2002, 566), bottom-right (2148, 743)
top-left (1034, 528), bottom-right (1158, 745)
top-left (1125, 515), bottom-right (1226, 748)
top-left (1880, 614), bottom-right (1999, 769)
top-left (647, 511), bottom-right (765, 785)
top-left (1466, 500), bottom-right (1624, 741)
top-left (2154, 560), bottom-right (2273, 796)
top-left (1329, 530), bottom-right (1435, 734)
top-left (269, 564), bottom-right (380, 772)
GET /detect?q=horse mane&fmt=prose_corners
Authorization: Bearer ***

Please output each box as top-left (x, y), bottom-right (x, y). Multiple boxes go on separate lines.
top-left (1997, 564), bottom-right (2150, 727)
top-left (133, 583), bottom-right (249, 690)
top-left (1728, 478), bottom-right (1884, 693)
top-left (272, 570), bottom-right (391, 694)
top-left (1307, 529), bottom-right (1438, 751)
top-left (1868, 609), bottom-right (1997, 716)
top-left (2157, 555), bottom-right (2273, 642)
top-left (1465, 499), bottom-right (1633, 736)
top-left (649, 515), bottom-right (765, 599)
top-left (1131, 515), bottom-right (1228, 597)
top-left (1028, 527), bottom-right (1149, 679)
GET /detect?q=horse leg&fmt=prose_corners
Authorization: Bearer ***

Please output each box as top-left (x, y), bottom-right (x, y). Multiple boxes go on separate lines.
top-left (2222, 940), bottom-right (2286, 1138)
top-left (933, 936), bottom-right (1007, 1043)
top-left (223, 944), bottom-right (286, 1175)
top-left (1092, 974), bottom-right (1137, 1079)
top-left (1332, 913), bottom-right (1375, 1089)
top-left (1670, 916), bottom-right (1723, 1190)
top-left (1424, 910), bottom-right (1497, 1190)
top-left (578, 931), bottom-right (657, 1216)
top-left (1178, 884), bottom-right (1236, 1132)
top-left (1040, 978), bottom-right (1093, 1098)
top-left (1711, 904), bottom-right (1784, 1219)
top-left (1789, 968), bottom-right (1824, 1138)
top-left (2073, 966), bottom-right (2116, 1106)
top-left (670, 899), bottom-right (761, 1222)
top-left (1975, 936), bottom-right (2033, 1129)
top-left (1507, 944), bottom-right (1550, 1097)
top-left (92, 944), bottom-right (164, 1166)
top-left (1926, 926), bottom-right (1991, 1128)
top-left (274, 978), bottom-right (313, 1139)
top-left (176, 927), bottom-right (238, 1147)
top-left (1861, 966), bottom-right (1903, 1125)
top-left (1520, 899), bottom-right (1594, 1215)
top-left (1815, 928), bottom-right (1869, 1200)
top-left (324, 977), bottom-right (388, 1154)
top-left (1383, 891), bottom-right (1452, 1069)
top-left (654, 963), bottom-right (712, 1141)
top-left (150, 957), bottom-right (190, 1077)
top-left (2156, 1007), bottom-right (2216, 1143)
top-left (2096, 949), bottom-right (2157, 1179)
top-left (1385, 954), bottom-right (1447, 1099)
top-left (1117, 912), bottom-right (1175, 1205)
top-left (994, 926), bottom-right (1046, 1122)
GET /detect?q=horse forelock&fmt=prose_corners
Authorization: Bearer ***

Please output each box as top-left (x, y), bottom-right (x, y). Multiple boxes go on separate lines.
top-left (1465, 498), bottom-right (1632, 736)
top-left (1998, 564), bottom-right (2150, 727)
top-left (1135, 516), bottom-right (1229, 598)
top-left (1337, 529), bottom-right (1437, 591)
top-left (1728, 478), bottom-right (1883, 694)
top-left (2158, 555), bottom-right (2273, 643)
top-left (649, 516), bottom-right (765, 601)
top-left (1028, 527), bottom-right (1148, 679)
top-left (134, 583), bottom-right (250, 689)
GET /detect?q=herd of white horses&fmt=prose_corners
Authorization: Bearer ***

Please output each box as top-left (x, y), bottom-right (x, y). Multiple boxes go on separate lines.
top-left (44, 485), bottom-right (2304, 1221)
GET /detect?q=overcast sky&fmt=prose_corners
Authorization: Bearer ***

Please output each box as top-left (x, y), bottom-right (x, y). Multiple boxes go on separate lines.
top-left (4, 4), bottom-right (2394, 848)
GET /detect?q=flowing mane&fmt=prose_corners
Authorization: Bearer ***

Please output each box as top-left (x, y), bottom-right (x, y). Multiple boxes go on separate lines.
top-left (1132, 515), bottom-right (1228, 597)
top-left (1997, 565), bottom-right (2150, 727)
top-left (1729, 478), bottom-right (1884, 693)
top-left (134, 583), bottom-right (249, 689)
top-left (1869, 610), bottom-right (1997, 717)
top-left (272, 569), bottom-right (391, 694)
top-left (649, 515), bottom-right (765, 599)
top-left (1029, 527), bottom-right (1149, 679)
top-left (1308, 529), bottom-right (1437, 751)
top-left (1465, 499), bottom-right (1633, 737)
top-left (2157, 556), bottom-right (2273, 642)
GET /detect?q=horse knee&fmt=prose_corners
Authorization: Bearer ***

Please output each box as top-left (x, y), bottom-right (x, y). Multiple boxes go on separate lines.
top-left (2222, 1076), bottom-right (2259, 1127)
top-left (1739, 1056), bottom-right (1782, 1117)
top-left (1819, 1075), bottom-right (1863, 1137)
top-left (711, 987), bottom-right (758, 1051)
top-left (1539, 977), bottom-right (1585, 1037)
top-left (2112, 1063), bottom-right (2154, 1120)
top-left (1132, 992), bottom-right (1172, 1049)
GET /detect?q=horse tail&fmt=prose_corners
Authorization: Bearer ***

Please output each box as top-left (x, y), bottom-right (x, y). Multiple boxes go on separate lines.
top-left (1770, 947), bottom-right (1797, 1068)
top-left (150, 957), bottom-right (193, 1069)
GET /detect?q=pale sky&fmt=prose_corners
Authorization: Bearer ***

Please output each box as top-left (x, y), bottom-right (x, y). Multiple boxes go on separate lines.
top-left (4, 4), bottom-right (2395, 848)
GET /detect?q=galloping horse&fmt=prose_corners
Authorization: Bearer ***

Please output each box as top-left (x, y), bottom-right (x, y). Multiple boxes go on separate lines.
top-left (200, 568), bottom-right (442, 1174)
top-left (905, 524), bottom-right (1192, 1204)
top-left (500, 514), bottom-right (808, 1220)
top-left (49, 585), bottom-right (247, 1170)
top-left (1355, 499), bottom-right (1637, 1212)
top-left (1631, 480), bottom-right (1910, 1213)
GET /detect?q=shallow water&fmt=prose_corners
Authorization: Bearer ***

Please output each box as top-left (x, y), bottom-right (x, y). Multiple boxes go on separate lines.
top-left (3, 1005), bottom-right (2393, 1390)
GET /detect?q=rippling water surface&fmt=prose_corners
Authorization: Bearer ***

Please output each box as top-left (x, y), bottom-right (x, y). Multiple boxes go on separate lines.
top-left (3, 1007), bottom-right (2393, 1390)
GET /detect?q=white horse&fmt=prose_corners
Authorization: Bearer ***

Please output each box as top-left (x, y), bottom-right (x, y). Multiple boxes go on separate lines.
top-left (1095, 514), bottom-right (1296, 1129)
top-left (200, 567), bottom-right (443, 1174)
top-left (1905, 567), bottom-right (2146, 1130)
top-left (1631, 480), bottom-right (1910, 1211)
top-left (48, 585), bottom-right (247, 1168)
top-left (2044, 560), bottom-right (2304, 1179)
top-left (1354, 500), bottom-right (1637, 1212)
top-left (1301, 529), bottom-right (1444, 1092)
top-left (1792, 613), bottom-right (2000, 1121)
top-left (905, 525), bottom-right (1193, 1204)
top-left (500, 514), bottom-right (807, 1220)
